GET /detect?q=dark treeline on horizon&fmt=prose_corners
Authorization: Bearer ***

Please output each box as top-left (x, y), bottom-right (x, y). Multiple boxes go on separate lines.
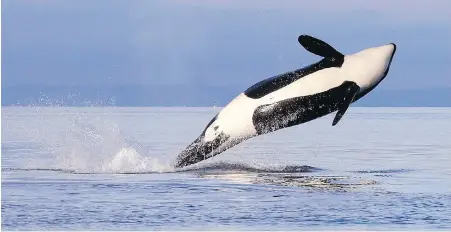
top-left (2, 84), bottom-right (450, 107)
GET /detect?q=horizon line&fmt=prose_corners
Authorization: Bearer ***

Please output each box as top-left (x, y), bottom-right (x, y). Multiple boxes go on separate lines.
top-left (2, 105), bottom-right (450, 108)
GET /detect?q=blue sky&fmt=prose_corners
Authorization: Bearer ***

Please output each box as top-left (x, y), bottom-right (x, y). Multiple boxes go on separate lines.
top-left (1, 0), bottom-right (451, 106)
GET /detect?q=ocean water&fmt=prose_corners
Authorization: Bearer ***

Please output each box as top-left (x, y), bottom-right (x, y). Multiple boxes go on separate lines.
top-left (1, 106), bottom-right (451, 230)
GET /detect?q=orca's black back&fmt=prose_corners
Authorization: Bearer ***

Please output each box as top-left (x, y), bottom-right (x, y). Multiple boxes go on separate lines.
top-left (244, 56), bottom-right (344, 99)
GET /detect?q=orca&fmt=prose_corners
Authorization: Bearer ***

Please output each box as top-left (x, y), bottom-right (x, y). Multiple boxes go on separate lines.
top-left (174, 34), bottom-right (397, 168)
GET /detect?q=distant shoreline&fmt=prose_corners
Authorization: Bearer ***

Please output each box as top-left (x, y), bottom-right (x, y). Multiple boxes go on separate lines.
top-left (2, 85), bottom-right (450, 107)
top-left (2, 106), bottom-right (450, 108)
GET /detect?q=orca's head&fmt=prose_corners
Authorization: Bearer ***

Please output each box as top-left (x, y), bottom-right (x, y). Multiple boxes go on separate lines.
top-left (174, 95), bottom-right (258, 169)
top-left (174, 114), bottom-right (233, 169)
top-left (343, 43), bottom-right (397, 92)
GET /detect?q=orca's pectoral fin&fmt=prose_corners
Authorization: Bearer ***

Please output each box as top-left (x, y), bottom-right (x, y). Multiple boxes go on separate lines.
top-left (298, 34), bottom-right (344, 59)
top-left (332, 81), bottom-right (360, 126)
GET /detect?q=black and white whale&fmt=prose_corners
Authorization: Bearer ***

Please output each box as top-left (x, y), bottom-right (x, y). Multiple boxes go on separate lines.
top-left (174, 34), bottom-right (397, 168)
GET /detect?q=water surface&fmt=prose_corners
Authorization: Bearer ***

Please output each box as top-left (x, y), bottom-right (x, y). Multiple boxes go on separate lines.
top-left (2, 107), bottom-right (451, 230)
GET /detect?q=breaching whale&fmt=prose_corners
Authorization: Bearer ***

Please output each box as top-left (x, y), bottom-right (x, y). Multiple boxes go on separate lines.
top-left (174, 34), bottom-right (397, 168)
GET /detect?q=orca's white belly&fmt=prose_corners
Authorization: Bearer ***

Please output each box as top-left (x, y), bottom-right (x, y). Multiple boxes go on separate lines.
top-left (214, 94), bottom-right (260, 138)
top-left (215, 67), bottom-right (347, 138)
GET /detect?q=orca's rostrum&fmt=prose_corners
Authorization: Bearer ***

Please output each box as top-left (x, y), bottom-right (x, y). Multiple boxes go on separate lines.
top-left (174, 34), bottom-right (397, 168)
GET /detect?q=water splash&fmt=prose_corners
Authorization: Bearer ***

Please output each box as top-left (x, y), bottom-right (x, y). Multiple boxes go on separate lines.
top-left (50, 116), bottom-right (171, 173)
top-left (4, 106), bottom-right (173, 173)
top-left (99, 147), bottom-right (171, 173)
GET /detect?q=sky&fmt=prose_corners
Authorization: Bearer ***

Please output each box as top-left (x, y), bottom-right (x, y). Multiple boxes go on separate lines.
top-left (1, 0), bottom-right (451, 106)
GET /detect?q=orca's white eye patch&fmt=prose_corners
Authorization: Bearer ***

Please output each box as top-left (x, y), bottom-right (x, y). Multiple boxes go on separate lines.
top-left (201, 114), bottom-right (218, 134)
top-left (203, 121), bottom-right (223, 142)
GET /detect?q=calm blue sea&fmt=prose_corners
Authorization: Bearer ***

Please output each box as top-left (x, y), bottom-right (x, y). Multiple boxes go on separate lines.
top-left (2, 107), bottom-right (451, 230)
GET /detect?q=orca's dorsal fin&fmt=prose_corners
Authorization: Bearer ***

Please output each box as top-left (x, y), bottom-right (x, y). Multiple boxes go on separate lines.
top-left (332, 81), bottom-right (360, 126)
top-left (298, 35), bottom-right (344, 58)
